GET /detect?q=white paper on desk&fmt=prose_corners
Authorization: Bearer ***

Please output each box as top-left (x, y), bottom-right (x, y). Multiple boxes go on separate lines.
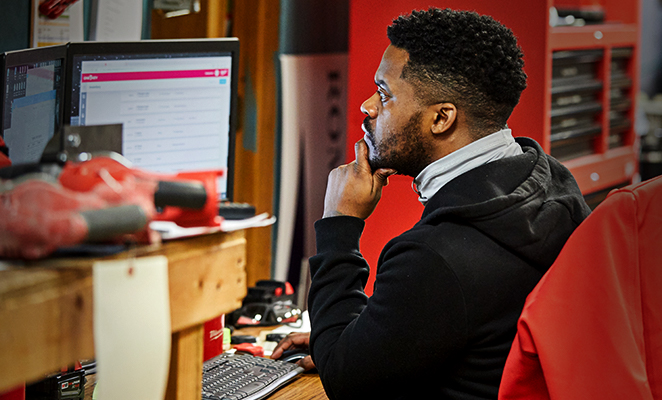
top-left (150, 213), bottom-right (277, 240)
top-left (89, 0), bottom-right (143, 41)
top-left (222, 213), bottom-right (277, 232)
top-left (93, 256), bottom-right (171, 400)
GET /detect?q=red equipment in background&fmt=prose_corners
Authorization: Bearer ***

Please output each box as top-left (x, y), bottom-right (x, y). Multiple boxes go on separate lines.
top-left (58, 156), bottom-right (223, 228)
top-left (0, 155), bottom-right (223, 259)
top-left (0, 173), bottom-right (155, 259)
top-left (0, 137), bottom-right (10, 168)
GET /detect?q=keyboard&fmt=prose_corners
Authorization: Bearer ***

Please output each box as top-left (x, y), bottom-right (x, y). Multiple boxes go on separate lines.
top-left (202, 352), bottom-right (304, 400)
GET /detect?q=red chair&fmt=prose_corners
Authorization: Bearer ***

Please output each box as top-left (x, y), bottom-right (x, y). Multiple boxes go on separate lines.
top-left (499, 175), bottom-right (662, 400)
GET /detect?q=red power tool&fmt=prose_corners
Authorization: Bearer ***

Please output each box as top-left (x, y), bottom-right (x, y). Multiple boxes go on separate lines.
top-left (58, 156), bottom-right (224, 228)
top-left (0, 155), bottom-right (223, 259)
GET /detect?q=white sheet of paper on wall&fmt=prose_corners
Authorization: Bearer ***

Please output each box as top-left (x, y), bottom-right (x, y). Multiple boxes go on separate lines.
top-left (93, 255), bottom-right (171, 400)
top-left (89, 0), bottom-right (143, 41)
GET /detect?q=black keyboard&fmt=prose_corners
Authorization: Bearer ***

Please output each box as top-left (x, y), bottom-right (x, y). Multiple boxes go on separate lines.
top-left (202, 352), bottom-right (304, 400)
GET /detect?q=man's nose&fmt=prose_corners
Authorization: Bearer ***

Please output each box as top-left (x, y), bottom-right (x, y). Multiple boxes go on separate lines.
top-left (360, 92), bottom-right (379, 118)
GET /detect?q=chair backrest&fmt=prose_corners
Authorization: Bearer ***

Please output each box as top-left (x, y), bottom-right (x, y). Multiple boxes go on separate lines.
top-left (498, 175), bottom-right (662, 400)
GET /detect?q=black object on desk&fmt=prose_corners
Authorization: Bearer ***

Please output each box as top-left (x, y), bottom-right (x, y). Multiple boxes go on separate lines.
top-left (218, 202), bottom-right (257, 220)
top-left (275, 349), bottom-right (309, 364)
top-left (231, 335), bottom-right (258, 344)
top-left (265, 333), bottom-right (288, 343)
top-left (25, 368), bottom-right (85, 400)
top-left (227, 280), bottom-right (302, 329)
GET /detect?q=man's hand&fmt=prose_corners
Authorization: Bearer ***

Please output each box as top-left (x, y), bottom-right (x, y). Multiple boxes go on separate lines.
top-left (271, 332), bottom-right (316, 371)
top-left (323, 139), bottom-right (397, 220)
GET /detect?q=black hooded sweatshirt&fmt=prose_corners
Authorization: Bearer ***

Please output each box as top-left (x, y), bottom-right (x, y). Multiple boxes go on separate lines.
top-left (308, 138), bottom-right (591, 399)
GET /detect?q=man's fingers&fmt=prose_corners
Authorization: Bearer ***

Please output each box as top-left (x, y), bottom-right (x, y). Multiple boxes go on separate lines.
top-left (271, 332), bottom-right (310, 359)
top-left (270, 340), bottom-right (288, 359)
top-left (374, 168), bottom-right (397, 187)
top-left (271, 337), bottom-right (293, 359)
top-left (354, 139), bottom-right (371, 171)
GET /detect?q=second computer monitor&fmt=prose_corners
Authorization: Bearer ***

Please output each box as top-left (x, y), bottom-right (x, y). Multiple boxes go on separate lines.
top-left (64, 38), bottom-right (239, 201)
top-left (1, 44), bottom-right (67, 165)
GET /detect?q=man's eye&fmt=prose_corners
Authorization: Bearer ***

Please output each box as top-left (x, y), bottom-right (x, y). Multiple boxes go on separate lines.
top-left (377, 90), bottom-right (388, 103)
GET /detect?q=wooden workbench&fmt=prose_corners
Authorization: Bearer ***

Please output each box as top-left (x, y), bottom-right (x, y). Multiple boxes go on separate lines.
top-left (0, 230), bottom-right (247, 400)
top-left (268, 373), bottom-right (327, 399)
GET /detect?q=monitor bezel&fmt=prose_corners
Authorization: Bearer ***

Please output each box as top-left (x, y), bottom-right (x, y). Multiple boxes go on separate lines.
top-left (64, 38), bottom-right (240, 202)
top-left (1, 44), bottom-right (68, 157)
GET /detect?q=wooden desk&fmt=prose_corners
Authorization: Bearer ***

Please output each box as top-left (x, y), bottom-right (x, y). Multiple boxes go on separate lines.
top-left (0, 230), bottom-right (247, 400)
top-left (268, 373), bottom-right (327, 400)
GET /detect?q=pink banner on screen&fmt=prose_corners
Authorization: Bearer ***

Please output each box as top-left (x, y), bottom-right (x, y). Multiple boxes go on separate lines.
top-left (82, 69), bottom-right (229, 82)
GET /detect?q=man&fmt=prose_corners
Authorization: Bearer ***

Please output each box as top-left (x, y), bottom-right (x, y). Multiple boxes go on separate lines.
top-left (273, 8), bottom-right (590, 399)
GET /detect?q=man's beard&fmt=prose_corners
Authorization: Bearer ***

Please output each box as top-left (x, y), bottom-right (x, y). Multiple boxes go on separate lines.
top-left (363, 112), bottom-right (431, 177)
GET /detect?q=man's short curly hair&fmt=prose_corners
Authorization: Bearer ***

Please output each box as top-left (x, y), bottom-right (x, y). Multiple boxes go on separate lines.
top-left (387, 8), bottom-right (527, 137)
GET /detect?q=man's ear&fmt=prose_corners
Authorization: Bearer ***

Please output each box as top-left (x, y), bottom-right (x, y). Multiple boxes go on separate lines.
top-left (431, 103), bottom-right (457, 135)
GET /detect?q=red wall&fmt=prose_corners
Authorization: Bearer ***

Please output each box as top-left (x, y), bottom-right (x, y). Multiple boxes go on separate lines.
top-left (347, 0), bottom-right (549, 295)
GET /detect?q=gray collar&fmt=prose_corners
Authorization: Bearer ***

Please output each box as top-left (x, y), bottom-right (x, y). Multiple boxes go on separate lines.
top-left (413, 128), bottom-right (523, 205)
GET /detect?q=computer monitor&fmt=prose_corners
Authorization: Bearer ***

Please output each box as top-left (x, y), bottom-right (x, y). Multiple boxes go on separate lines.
top-left (1, 44), bottom-right (67, 165)
top-left (64, 38), bottom-right (240, 201)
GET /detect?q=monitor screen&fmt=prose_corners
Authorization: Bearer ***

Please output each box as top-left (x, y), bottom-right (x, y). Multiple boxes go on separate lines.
top-left (65, 38), bottom-right (240, 201)
top-left (1, 44), bottom-right (67, 165)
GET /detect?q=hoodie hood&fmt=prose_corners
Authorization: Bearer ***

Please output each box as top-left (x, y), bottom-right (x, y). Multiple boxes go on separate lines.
top-left (418, 137), bottom-right (591, 273)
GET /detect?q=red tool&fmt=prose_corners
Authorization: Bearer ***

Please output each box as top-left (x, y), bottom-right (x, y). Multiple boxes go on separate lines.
top-left (38, 0), bottom-right (80, 19)
top-left (233, 343), bottom-right (264, 358)
top-left (0, 175), bottom-right (154, 259)
top-left (0, 155), bottom-right (224, 259)
top-left (58, 156), bottom-right (224, 228)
